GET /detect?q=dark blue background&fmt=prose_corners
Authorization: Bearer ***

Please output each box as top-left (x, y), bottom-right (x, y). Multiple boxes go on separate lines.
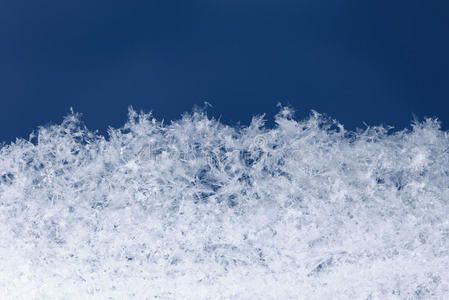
top-left (1, 0), bottom-right (448, 142)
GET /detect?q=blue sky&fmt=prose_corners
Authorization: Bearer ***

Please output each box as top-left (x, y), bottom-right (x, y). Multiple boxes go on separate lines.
top-left (1, 0), bottom-right (448, 142)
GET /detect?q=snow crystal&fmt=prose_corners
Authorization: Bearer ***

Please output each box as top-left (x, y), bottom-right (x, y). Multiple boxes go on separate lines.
top-left (0, 108), bottom-right (448, 299)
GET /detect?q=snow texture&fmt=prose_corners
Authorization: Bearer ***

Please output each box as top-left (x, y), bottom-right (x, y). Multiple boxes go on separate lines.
top-left (1, 107), bottom-right (448, 299)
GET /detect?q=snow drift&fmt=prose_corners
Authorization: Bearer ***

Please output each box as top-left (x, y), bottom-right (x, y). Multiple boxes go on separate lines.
top-left (0, 107), bottom-right (448, 299)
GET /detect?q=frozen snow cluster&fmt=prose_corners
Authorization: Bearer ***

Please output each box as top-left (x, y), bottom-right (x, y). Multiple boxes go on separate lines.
top-left (1, 107), bottom-right (449, 299)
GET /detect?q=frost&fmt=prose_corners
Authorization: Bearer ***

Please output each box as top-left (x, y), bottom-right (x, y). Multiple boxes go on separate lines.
top-left (1, 108), bottom-right (449, 299)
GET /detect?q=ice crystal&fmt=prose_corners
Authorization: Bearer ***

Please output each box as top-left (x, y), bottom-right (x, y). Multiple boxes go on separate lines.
top-left (0, 108), bottom-right (448, 299)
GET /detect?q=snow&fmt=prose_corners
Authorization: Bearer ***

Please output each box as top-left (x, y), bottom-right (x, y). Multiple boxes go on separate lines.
top-left (0, 107), bottom-right (448, 299)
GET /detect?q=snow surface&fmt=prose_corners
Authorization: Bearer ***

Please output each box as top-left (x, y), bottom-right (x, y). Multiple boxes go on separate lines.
top-left (0, 107), bottom-right (448, 299)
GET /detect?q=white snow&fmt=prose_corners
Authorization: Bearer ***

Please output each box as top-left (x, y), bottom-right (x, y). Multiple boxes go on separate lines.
top-left (0, 107), bottom-right (448, 299)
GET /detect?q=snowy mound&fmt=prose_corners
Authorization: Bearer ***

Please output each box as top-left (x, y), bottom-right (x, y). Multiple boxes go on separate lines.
top-left (1, 108), bottom-right (448, 299)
